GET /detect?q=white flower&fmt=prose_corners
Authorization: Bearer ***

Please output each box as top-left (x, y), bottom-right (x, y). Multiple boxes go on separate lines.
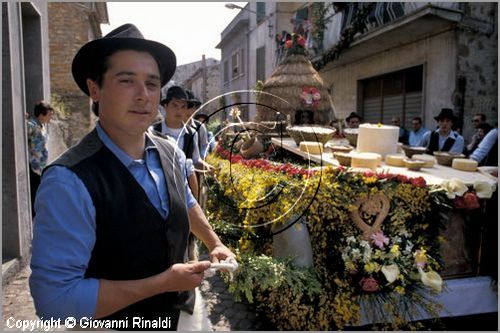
top-left (359, 240), bottom-right (370, 249)
top-left (381, 264), bottom-right (400, 284)
top-left (346, 236), bottom-right (357, 243)
top-left (440, 178), bottom-right (468, 199)
top-left (418, 267), bottom-right (443, 293)
top-left (473, 181), bottom-right (495, 199)
top-left (351, 248), bottom-right (361, 260)
top-left (229, 107), bottom-right (241, 118)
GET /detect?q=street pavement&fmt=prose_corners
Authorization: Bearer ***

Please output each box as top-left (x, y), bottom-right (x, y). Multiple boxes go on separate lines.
top-left (2, 262), bottom-right (273, 331)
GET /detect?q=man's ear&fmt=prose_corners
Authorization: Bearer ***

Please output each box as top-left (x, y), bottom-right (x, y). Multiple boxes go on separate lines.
top-left (87, 79), bottom-right (99, 102)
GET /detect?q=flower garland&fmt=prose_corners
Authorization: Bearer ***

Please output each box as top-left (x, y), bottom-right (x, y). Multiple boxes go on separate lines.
top-left (205, 150), bottom-right (467, 329)
top-left (313, 2), bottom-right (376, 70)
top-left (284, 33), bottom-right (308, 57)
top-left (300, 87), bottom-right (321, 109)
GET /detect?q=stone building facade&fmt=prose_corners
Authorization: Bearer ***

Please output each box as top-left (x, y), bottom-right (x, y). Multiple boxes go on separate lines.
top-left (2, 2), bottom-right (108, 284)
top-left (47, 2), bottom-right (108, 158)
top-left (3, 1), bottom-right (51, 281)
top-left (455, 3), bottom-right (497, 140)
top-left (316, 2), bottom-right (497, 141)
top-left (184, 57), bottom-right (221, 118)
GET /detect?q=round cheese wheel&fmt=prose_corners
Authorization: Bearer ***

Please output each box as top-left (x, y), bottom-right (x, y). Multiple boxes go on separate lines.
top-left (357, 124), bottom-right (399, 157)
top-left (351, 152), bottom-right (381, 170)
top-left (452, 158), bottom-right (478, 172)
top-left (385, 154), bottom-right (406, 167)
top-left (412, 154), bottom-right (436, 168)
top-left (299, 141), bottom-right (323, 155)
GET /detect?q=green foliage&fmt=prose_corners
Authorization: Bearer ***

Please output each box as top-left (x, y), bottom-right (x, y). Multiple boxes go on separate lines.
top-left (225, 251), bottom-right (322, 304)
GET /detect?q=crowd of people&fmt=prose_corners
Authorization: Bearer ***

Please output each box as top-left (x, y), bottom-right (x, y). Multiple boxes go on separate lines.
top-left (339, 109), bottom-right (497, 166)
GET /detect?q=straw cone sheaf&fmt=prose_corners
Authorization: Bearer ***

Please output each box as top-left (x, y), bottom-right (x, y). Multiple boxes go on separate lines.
top-left (256, 54), bottom-right (333, 125)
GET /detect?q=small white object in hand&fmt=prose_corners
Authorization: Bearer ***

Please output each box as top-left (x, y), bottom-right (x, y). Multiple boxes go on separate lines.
top-left (205, 257), bottom-right (239, 278)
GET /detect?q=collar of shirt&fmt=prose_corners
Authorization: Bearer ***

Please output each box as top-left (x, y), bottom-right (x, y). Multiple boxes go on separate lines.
top-left (95, 122), bottom-right (158, 168)
top-left (434, 128), bottom-right (458, 140)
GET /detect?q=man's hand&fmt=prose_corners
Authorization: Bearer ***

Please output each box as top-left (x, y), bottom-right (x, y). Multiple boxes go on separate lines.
top-left (161, 261), bottom-right (211, 292)
top-left (209, 244), bottom-right (235, 263)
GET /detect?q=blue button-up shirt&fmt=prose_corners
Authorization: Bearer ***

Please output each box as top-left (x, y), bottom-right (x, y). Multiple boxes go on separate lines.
top-left (30, 123), bottom-right (196, 319)
top-left (409, 127), bottom-right (429, 147)
top-left (419, 129), bottom-right (465, 153)
top-left (470, 128), bottom-right (498, 163)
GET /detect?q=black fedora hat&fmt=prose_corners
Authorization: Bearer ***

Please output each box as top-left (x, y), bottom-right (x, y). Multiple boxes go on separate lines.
top-left (72, 23), bottom-right (176, 96)
top-left (160, 85), bottom-right (190, 105)
top-left (434, 108), bottom-right (456, 122)
top-left (346, 112), bottom-right (362, 122)
top-left (186, 90), bottom-right (202, 107)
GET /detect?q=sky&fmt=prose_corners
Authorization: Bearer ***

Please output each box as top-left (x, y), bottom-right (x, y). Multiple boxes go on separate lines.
top-left (101, 2), bottom-right (247, 66)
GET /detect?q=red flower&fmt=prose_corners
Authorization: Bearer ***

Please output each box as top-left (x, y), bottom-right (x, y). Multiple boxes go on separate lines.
top-left (363, 171), bottom-right (375, 178)
top-left (359, 277), bottom-right (379, 292)
top-left (285, 40), bottom-right (293, 49)
top-left (410, 177), bottom-right (426, 188)
top-left (463, 191), bottom-right (480, 210)
top-left (297, 36), bottom-right (306, 47)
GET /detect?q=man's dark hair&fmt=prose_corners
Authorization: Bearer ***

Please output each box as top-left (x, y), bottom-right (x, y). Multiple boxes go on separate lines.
top-left (412, 117), bottom-right (422, 124)
top-left (88, 44), bottom-right (164, 116)
top-left (475, 113), bottom-right (487, 122)
top-left (34, 101), bottom-right (53, 117)
top-left (478, 122), bottom-right (492, 134)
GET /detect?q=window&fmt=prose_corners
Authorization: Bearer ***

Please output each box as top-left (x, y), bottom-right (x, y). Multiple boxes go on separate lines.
top-left (256, 2), bottom-right (266, 24)
top-left (231, 52), bottom-right (240, 79)
top-left (360, 65), bottom-right (423, 128)
top-left (240, 48), bottom-right (245, 75)
top-left (223, 60), bottom-right (229, 84)
top-left (256, 46), bottom-right (266, 82)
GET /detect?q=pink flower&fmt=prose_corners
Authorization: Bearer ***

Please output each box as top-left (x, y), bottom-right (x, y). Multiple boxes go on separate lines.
top-left (370, 231), bottom-right (389, 249)
top-left (359, 277), bottom-right (379, 292)
top-left (463, 191), bottom-right (480, 210)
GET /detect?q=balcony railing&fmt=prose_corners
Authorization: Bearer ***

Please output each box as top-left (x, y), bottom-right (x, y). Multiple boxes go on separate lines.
top-left (275, 2), bottom-right (463, 65)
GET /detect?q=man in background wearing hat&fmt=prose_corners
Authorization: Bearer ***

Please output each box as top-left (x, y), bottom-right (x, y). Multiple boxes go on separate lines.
top-left (345, 112), bottom-right (362, 129)
top-left (153, 85), bottom-right (203, 199)
top-left (29, 23), bottom-right (233, 330)
top-left (418, 108), bottom-right (464, 154)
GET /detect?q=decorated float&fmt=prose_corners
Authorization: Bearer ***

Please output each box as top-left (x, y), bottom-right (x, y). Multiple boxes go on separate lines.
top-left (203, 34), bottom-right (498, 330)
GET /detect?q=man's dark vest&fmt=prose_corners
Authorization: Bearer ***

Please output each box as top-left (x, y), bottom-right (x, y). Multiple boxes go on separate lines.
top-left (47, 129), bottom-right (194, 330)
top-left (426, 131), bottom-right (456, 154)
top-left (152, 123), bottom-right (195, 159)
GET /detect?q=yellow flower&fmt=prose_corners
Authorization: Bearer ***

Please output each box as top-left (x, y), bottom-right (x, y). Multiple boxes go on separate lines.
top-left (414, 249), bottom-right (427, 267)
top-left (395, 286), bottom-right (405, 294)
top-left (390, 244), bottom-right (400, 257)
top-left (364, 262), bottom-right (380, 273)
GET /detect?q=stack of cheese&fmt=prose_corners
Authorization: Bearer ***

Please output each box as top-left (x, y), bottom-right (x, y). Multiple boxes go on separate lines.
top-left (299, 141), bottom-right (324, 155)
top-left (385, 154), bottom-right (407, 167)
top-left (350, 152), bottom-right (382, 170)
top-left (452, 158), bottom-right (478, 172)
top-left (356, 124), bottom-right (399, 158)
top-left (412, 154), bottom-right (436, 168)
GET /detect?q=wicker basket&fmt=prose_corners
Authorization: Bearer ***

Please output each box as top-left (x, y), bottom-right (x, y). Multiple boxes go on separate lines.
top-left (343, 128), bottom-right (359, 147)
top-left (433, 152), bottom-right (465, 166)
top-left (402, 145), bottom-right (427, 158)
top-left (333, 152), bottom-right (352, 167)
top-left (286, 125), bottom-right (336, 145)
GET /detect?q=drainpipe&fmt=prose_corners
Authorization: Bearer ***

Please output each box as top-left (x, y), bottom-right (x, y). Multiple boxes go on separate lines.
top-left (202, 54), bottom-right (207, 103)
